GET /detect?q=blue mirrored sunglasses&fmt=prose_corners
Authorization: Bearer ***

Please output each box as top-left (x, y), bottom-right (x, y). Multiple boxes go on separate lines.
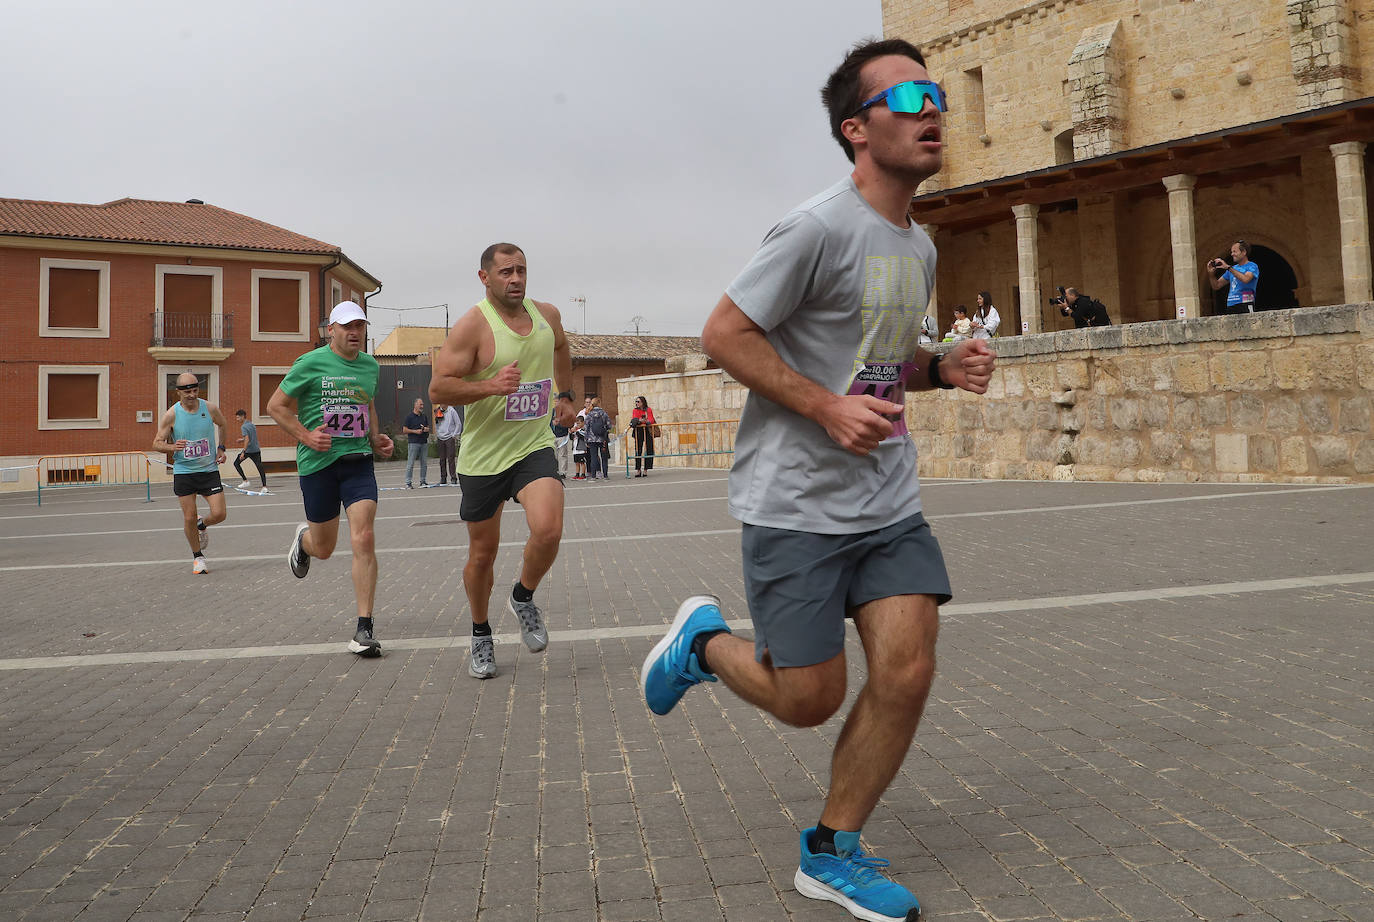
top-left (852, 80), bottom-right (947, 117)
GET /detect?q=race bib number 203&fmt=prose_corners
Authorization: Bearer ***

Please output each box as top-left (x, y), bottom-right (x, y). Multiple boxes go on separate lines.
top-left (504, 379), bottom-right (552, 421)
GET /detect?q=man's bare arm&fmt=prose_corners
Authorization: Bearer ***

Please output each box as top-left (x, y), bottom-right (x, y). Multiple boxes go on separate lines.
top-left (430, 307), bottom-right (513, 406)
top-left (701, 294), bottom-right (900, 456)
top-left (151, 408), bottom-right (182, 453)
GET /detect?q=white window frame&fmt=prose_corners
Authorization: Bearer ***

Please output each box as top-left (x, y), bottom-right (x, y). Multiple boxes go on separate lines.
top-left (154, 265), bottom-right (224, 341)
top-left (39, 258), bottom-right (111, 338)
top-left (38, 364), bottom-right (110, 430)
top-left (330, 279), bottom-right (344, 307)
top-left (250, 269), bottom-right (311, 342)
top-left (156, 364), bottom-right (221, 419)
top-left (251, 366), bottom-right (293, 426)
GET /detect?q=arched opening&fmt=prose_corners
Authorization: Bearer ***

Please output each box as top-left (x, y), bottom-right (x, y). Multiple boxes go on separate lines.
top-left (1208, 243), bottom-right (1299, 314)
top-left (1053, 129), bottom-right (1075, 166)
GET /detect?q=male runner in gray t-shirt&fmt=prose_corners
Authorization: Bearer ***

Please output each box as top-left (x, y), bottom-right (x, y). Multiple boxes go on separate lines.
top-left (642, 38), bottom-right (996, 922)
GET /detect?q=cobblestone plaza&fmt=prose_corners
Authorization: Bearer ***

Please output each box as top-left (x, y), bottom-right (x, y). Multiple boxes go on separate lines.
top-left (1, 469), bottom-right (1371, 921)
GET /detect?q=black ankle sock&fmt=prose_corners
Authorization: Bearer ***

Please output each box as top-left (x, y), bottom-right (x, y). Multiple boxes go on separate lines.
top-left (197, 521), bottom-right (207, 531)
top-left (512, 581), bottom-right (534, 603)
top-left (194, 551), bottom-right (204, 559)
top-left (472, 622), bottom-right (492, 637)
top-left (357, 616), bottom-right (372, 632)
top-left (690, 630), bottom-right (724, 674)
top-left (814, 823), bottom-right (839, 855)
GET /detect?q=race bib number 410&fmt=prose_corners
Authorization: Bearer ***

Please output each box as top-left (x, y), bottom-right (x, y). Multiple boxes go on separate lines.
top-left (322, 404), bottom-right (370, 438)
top-left (847, 362), bottom-right (911, 439)
top-left (504, 379), bottom-right (552, 421)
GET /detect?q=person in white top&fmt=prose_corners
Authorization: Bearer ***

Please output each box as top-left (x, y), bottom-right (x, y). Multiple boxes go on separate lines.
top-left (971, 290), bottom-right (1000, 339)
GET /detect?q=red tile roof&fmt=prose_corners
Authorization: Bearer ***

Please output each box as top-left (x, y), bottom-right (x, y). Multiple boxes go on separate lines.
top-left (0, 197), bottom-right (340, 255)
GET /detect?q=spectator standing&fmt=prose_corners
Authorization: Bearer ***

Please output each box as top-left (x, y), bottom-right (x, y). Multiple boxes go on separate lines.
top-left (584, 397), bottom-right (612, 480)
top-left (402, 397), bottom-right (430, 488)
top-left (435, 403), bottom-right (462, 486)
top-left (233, 409), bottom-right (269, 492)
top-left (630, 395), bottom-right (657, 477)
top-left (570, 417), bottom-right (588, 480)
top-left (1208, 240), bottom-right (1260, 314)
top-left (971, 291), bottom-right (1000, 339)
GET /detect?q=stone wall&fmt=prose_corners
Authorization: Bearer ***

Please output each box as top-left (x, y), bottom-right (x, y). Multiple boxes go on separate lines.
top-left (618, 304), bottom-right (1374, 483)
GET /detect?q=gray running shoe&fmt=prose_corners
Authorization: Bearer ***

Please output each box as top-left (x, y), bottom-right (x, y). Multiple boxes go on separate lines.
top-left (508, 595), bottom-right (548, 652)
top-left (288, 522), bottom-right (310, 578)
top-left (197, 516), bottom-right (209, 550)
top-left (348, 625), bottom-right (381, 657)
top-left (469, 635), bottom-right (496, 679)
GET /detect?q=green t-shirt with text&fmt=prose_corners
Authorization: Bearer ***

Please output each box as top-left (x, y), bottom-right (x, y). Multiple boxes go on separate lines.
top-left (279, 345), bottom-right (379, 477)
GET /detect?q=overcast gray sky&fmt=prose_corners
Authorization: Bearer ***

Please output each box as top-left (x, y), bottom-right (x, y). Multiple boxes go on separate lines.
top-left (7, 0), bottom-right (883, 348)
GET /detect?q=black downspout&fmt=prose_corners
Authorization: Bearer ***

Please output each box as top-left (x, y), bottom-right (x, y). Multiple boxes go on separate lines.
top-left (363, 281), bottom-right (382, 353)
top-left (318, 254), bottom-right (343, 345)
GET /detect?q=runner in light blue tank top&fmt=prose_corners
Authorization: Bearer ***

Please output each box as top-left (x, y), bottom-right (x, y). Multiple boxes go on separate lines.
top-left (172, 400), bottom-right (219, 474)
top-left (153, 374), bottom-right (230, 575)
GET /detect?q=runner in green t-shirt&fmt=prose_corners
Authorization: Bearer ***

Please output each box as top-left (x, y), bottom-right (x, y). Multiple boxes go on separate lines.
top-left (267, 301), bottom-right (395, 657)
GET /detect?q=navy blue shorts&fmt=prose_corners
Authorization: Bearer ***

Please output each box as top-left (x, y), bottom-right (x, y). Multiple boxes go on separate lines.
top-left (299, 454), bottom-right (378, 523)
top-left (741, 511), bottom-right (951, 668)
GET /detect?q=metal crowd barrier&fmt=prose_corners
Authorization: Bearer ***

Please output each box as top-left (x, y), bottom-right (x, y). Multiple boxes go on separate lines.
top-left (35, 452), bottom-right (153, 506)
top-left (620, 418), bottom-right (737, 478)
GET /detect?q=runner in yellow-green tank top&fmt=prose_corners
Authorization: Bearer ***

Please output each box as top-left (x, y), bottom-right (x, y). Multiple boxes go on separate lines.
top-left (430, 243), bottom-right (577, 680)
top-left (458, 297), bottom-right (558, 476)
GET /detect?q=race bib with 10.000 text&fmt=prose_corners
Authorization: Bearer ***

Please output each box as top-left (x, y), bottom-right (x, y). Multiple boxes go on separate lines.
top-left (846, 362), bottom-right (911, 439)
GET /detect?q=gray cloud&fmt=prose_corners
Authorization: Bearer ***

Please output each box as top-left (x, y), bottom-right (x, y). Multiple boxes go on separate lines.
top-left (6, 0), bottom-right (883, 345)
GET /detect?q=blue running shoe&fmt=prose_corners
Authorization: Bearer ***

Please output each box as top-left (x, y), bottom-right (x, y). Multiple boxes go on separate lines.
top-left (641, 595), bottom-right (730, 715)
top-left (794, 827), bottom-right (921, 922)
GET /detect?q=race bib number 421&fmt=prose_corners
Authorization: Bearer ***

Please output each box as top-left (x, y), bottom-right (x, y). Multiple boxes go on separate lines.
top-left (504, 379), bottom-right (552, 421)
top-left (847, 362), bottom-right (911, 439)
top-left (322, 404), bottom-right (369, 438)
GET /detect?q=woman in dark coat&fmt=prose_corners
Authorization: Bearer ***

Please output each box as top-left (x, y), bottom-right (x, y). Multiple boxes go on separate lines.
top-left (630, 395), bottom-right (657, 477)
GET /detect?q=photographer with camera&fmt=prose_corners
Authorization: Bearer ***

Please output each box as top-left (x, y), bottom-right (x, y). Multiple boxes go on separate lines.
top-left (1050, 286), bottom-right (1111, 328)
top-left (1207, 240), bottom-right (1259, 315)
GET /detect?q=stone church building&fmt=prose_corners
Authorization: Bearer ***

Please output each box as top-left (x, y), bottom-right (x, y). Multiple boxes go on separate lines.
top-left (887, 0), bottom-right (1373, 333)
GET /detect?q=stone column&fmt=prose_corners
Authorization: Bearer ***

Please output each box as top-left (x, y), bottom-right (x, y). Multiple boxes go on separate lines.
top-left (920, 224), bottom-right (940, 324)
top-left (1013, 204), bottom-right (1042, 334)
top-left (1163, 174), bottom-right (1201, 319)
top-left (1331, 141), bottom-right (1373, 303)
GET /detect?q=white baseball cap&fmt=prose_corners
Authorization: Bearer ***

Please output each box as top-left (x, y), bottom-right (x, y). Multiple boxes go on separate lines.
top-left (329, 301), bottom-right (369, 325)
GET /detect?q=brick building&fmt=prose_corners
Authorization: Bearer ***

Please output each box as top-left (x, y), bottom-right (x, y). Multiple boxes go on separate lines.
top-left (0, 197), bottom-right (379, 486)
top-left (885, 0), bottom-right (1374, 332)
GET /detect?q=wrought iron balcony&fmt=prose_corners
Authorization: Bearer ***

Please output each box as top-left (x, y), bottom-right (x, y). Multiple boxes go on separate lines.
top-left (150, 311), bottom-right (234, 348)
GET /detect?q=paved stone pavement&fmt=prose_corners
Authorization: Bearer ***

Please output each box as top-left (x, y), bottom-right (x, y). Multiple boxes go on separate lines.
top-left (0, 465), bottom-right (1371, 922)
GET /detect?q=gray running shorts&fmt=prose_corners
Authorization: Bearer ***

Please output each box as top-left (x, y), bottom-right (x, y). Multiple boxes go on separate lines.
top-left (740, 511), bottom-right (951, 668)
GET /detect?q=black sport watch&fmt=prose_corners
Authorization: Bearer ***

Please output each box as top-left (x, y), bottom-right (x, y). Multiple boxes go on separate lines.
top-left (555, 390), bottom-right (575, 402)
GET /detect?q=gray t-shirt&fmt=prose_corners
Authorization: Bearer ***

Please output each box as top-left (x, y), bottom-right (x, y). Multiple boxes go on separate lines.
top-left (240, 420), bottom-right (259, 453)
top-left (724, 177), bottom-right (935, 534)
